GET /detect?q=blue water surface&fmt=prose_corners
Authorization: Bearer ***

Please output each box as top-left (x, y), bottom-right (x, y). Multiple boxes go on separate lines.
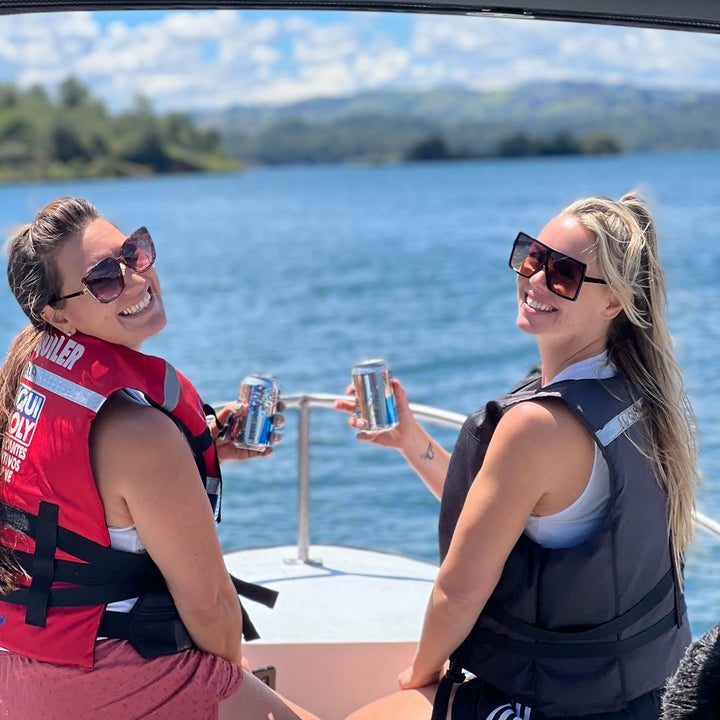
top-left (0, 151), bottom-right (718, 637)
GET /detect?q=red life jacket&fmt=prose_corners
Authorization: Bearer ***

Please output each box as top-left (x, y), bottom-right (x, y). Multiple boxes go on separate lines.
top-left (0, 330), bottom-right (225, 668)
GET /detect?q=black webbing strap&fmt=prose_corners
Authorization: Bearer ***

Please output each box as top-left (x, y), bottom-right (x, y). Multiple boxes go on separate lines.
top-left (2, 501), bottom-right (278, 645)
top-left (240, 604), bottom-right (260, 641)
top-left (12, 548), bottom-right (159, 586)
top-left (101, 596), bottom-right (261, 647)
top-left (670, 540), bottom-right (686, 629)
top-left (24, 501), bottom-right (59, 627)
top-left (193, 421), bottom-right (221, 521)
top-left (230, 575), bottom-right (278, 609)
top-left (2, 574), bottom-right (166, 608)
top-left (430, 660), bottom-right (465, 720)
top-left (3, 502), bottom-right (146, 568)
top-left (196, 409), bottom-right (215, 455)
top-left (468, 607), bottom-right (680, 659)
top-left (482, 568), bottom-right (675, 643)
top-left (146, 397), bottom-right (209, 483)
top-left (229, 575), bottom-right (279, 641)
top-left (203, 403), bottom-right (224, 437)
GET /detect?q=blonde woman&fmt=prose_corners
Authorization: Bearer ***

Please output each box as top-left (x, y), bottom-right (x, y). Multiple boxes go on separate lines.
top-left (339, 192), bottom-right (698, 720)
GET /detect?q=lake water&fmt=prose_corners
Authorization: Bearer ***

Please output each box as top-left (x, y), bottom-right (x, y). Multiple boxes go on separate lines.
top-left (1, 151), bottom-right (718, 638)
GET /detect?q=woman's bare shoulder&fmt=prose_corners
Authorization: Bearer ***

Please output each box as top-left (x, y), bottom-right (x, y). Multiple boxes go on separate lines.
top-left (90, 390), bottom-right (193, 486)
top-left (482, 398), bottom-right (595, 505)
top-left (497, 397), bottom-right (587, 447)
top-left (93, 390), bottom-right (179, 443)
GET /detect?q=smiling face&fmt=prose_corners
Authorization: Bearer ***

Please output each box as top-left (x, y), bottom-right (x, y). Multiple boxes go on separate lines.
top-left (516, 213), bottom-right (621, 359)
top-left (42, 218), bottom-right (166, 350)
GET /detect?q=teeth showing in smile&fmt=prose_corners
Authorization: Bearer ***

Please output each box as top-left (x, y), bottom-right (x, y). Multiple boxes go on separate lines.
top-left (526, 295), bottom-right (555, 312)
top-left (120, 290), bottom-right (151, 316)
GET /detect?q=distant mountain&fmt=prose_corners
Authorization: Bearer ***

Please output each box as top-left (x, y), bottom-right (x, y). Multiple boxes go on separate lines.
top-left (194, 82), bottom-right (720, 165)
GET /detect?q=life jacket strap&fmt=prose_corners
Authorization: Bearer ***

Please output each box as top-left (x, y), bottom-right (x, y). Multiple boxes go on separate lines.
top-left (483, 567), bottom-right (679, 644)
top-left (145, 397), bottom-right (224, 521)
top-left (98, 581), bottom-right (271, 654)
top-left (1, 502), bottom-right (279, 648)
top-left (431, 659), bottom-right (466, 720)
top-left (465, 607), bottom-right (681, 659)
top-left (24, 501), bottom-right (58, 628)
top-left (2, 502), bottom-right (145, 567)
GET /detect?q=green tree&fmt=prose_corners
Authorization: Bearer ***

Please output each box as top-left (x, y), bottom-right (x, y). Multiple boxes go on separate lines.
top-left (58, 77), bottom-right (90, 108)
top-left (406, 135), bottom-right (453, 161)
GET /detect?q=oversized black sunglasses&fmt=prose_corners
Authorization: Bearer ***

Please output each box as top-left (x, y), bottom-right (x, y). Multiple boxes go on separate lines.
top-left (53, 227), bottom-right (156, 305)
top-left (509, 232), bottom-right (606, 301)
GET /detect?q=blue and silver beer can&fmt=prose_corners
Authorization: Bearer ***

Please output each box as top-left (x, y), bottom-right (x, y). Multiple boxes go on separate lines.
top-left (352, 359), bottom-right (399, 433)
top-left (230, 375), bottom-right (280, 451)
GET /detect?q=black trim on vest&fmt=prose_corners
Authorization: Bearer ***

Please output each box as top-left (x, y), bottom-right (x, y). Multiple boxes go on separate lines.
top-left (146, 397), bottom-right (224, 521)
top-left (0, 502), bottom-right (278, 651)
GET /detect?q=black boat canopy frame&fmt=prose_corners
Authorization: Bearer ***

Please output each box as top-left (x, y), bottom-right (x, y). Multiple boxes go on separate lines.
top-left (1, 0), bottom-right (720, 34)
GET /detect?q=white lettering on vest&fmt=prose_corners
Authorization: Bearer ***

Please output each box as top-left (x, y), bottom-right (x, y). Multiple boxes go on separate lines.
top-left (0, 451), bottom-right (20, 472)
top-left (8, 413), bottom-right (36, 445)
top-left (49, 336), bottom-right (65, 363)
top-left (8, 385), bottom-right (45, 447)
top-left (63, 342), bottom-right (84, 370)
top-left (56, 339), bottom-right (75, 366)
top-left (38, 334), bottom-right (59, 359)
top-left (2, 439), bottom-right (26, 460)
top-left (37, 336), bottom-right (85, 370)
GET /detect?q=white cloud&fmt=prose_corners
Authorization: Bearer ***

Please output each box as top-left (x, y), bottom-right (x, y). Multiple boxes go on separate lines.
top-left (1, 9), bottom-right (720, 113)
top-left (292, 23), bottom-right (359, 63)
top-left (409, 15), bottom-right (720, 90)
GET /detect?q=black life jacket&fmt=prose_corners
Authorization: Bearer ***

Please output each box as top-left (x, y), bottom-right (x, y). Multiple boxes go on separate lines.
top-left (436, 368), bottom-right (690, 716)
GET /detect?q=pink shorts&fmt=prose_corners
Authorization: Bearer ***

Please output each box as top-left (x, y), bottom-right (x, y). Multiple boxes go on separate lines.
top-left (0, 639), bottom-right (244, 720)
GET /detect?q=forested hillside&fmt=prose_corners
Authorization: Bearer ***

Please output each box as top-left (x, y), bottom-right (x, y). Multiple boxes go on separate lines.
top-left (196, 82), bottom-right (720, 165)
top-left (0, 78), bottom-right (237, 181)
top-left (2, 78), bottom-right (719, 179)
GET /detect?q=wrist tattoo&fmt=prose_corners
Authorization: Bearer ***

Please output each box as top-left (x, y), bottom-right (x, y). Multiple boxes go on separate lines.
top-left (421, 442), bottom-right (435, 461)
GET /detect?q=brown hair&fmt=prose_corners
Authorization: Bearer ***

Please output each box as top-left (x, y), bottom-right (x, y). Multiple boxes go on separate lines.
top-left (0, 197), bottom-right (100, 590)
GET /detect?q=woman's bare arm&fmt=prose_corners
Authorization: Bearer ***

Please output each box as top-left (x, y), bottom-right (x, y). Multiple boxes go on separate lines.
top-left (91, 396), bottom-right (245, 665)
top-left (401, 398), bottom-right (595, 687)
top-left (335, 379), bottom-right (451, 500)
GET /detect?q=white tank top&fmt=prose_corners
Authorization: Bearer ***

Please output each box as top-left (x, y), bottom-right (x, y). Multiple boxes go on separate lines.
top-left (523, 352), bottom-right (615, 549)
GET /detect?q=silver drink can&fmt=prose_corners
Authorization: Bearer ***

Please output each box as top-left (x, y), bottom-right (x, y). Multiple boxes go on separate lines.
top-left (352, 359), bottom-right (399, 433)
top-left (229, 375), bottom-right (280, 451)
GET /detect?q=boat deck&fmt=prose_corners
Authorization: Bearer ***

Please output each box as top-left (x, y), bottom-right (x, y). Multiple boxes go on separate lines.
top-left (224, 545), bottom-right (437, 719)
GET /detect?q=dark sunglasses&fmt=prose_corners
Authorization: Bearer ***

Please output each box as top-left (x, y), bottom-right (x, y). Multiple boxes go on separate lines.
top-left (509, 232), bottom-right (606, 301)
top-left (53, 227), bottom-right (156, 305)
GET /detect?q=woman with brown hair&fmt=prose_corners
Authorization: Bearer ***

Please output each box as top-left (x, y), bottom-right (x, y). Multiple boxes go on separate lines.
top-left (0, 197), bottom-right (320, 720)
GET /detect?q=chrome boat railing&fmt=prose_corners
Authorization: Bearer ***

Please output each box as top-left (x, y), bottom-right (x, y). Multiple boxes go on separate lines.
top-left (280, 392), bottom-right (467, 563)
top-left (224, 392), bottom-right (720, 563)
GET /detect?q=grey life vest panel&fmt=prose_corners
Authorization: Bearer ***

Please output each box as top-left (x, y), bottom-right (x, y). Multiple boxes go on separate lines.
top-left (438, 368), bottom-right (690, 716)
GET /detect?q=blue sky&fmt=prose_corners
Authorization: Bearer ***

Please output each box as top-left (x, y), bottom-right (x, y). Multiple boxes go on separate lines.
top-left (1, 9), bottom-right (720, 112)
